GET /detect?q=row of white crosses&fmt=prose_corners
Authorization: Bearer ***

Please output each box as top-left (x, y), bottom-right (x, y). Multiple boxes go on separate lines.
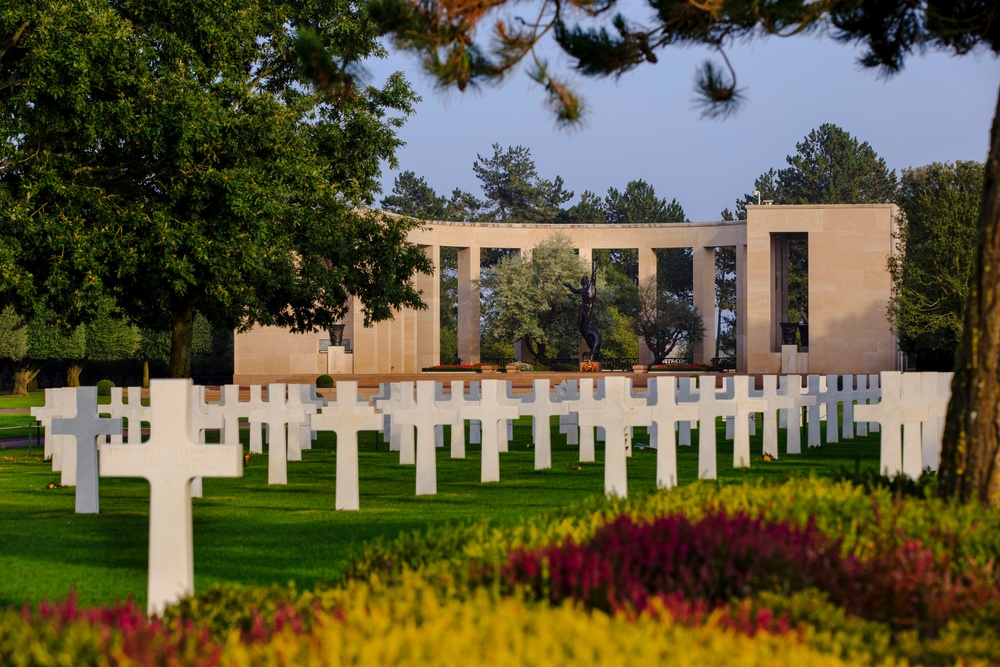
top-left (33, 371), bottom-right (952, 616)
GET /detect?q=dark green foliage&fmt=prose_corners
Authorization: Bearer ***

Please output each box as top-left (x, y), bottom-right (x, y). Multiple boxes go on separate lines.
top-left (472, 144), bottom-right (572, 223)
top-left (96, 379), bottom-right (114, 397)
top-left (888, 161), bottom-right (983, 367)
top-left (380, 170), bottom-right (448, 219)
top-left (0, 0), bottom-right (431, 378)
top-left (315, 374), bottom-right (335, 388)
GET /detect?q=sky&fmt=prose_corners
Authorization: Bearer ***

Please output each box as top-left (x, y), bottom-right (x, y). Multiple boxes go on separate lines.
top-left (368, 29), bottom-right (999, 222)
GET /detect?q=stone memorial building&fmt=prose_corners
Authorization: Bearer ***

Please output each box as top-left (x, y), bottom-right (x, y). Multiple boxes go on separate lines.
top-left (234, 204), bottom-right (899, 383)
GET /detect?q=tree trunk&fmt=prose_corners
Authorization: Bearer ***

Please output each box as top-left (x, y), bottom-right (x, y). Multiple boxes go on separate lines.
top-left (11, 362), bottom-right (41, 397)
top-left (939, 84), bottom-right (1000, 506)
top-left (168, 304), bottom-right (194, 379)
top-left (66, 362), bottom-right (83, 387)
top-left (142, 359), bottom-right (150, 388)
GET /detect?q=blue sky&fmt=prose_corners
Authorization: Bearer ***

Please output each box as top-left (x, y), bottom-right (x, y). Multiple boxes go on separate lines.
top-left (369, 34), bottom-right (999, 221)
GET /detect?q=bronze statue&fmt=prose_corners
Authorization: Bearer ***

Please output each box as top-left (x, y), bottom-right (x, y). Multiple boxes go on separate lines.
top-left (564, 260), bottom-right (602, 361)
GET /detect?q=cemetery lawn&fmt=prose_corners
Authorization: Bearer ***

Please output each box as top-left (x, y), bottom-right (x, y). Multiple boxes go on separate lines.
top-left (0, 418), bottom-right (882, 611)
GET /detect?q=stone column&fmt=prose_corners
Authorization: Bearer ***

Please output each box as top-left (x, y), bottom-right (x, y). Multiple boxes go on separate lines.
top-left (736, 242), bottom-right (748, 373)
top-left (637, 246), bottom-right (657, 365)
top-left (415, 244), bottom-right (440, 370)
top-left (457, 246), bottom-right (481, 365)
top-left (692, 246), bottom-right (716, 366)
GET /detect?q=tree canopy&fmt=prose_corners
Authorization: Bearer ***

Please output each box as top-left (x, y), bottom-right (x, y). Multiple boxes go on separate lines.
top-left (0, 0), bottom-right (432, 378)
top-left (473, 144), bottom-right (572, 222)
top-left (889, 161), bottom-right (984, 370)
top-left (479, 234), bottom-right (590, 364)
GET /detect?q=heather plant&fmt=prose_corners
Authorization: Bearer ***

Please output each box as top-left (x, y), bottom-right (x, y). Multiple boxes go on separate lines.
top-left (502, 511), bottom-right (849, 614)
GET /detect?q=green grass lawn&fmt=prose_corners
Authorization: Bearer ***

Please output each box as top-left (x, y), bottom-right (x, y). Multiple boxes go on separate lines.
top-left (0, 415), bottom-right (881, 611)
top-left (0, 389), bottom-right (45, 409)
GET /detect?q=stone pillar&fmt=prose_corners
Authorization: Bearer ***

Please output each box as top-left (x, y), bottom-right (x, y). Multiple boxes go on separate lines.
top-left (637, 246), bottom-right (657, 365)
top-left (415, 244), bottom-right (440, 370)
top-left (457, 246), bottom-right (481, 365)
top-left (692, 246), bottom-right (716, 366)
top-left (736, 242), bottom-right (748, 373)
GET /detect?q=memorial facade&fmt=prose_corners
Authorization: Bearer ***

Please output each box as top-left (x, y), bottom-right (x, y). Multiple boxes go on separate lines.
top-left (234, 204), bottom-right (899, 383)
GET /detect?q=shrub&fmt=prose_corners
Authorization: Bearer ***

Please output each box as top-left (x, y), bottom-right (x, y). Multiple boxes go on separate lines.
top-left (502, 511), bottom-right (849, 614)
top-left (315, 374), bottom-right (334, 388)
top-left (95, 379), bottom-right (114, 396)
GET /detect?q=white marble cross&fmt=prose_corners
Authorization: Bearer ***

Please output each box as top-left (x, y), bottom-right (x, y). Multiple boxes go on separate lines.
top-left (31, 387), bottom-right (72, 464)
top-left (822, 374), bottom-right (842, 444)
top-left (759, 375), bottom-right (815, 457)
top-left (460, 379), bottom-right (520, 483)
top-left (248, 384), bottom-right (304, 485)
top-left (202, 385), bottom-right (245, 446)
top-left (556, 380), bottom-right (580, 447)
top-left (727, 376), bottom-right (768, 467)
top-left (114, 387), bottom-right (151, 445)
top-left (569, 379), bottom-right (603, 463)
top-left (370, 382), bottom-right (395, 451)
top-left (836, 375), bottom-right (856, 440)
top-left (577, 377), bottom-right (651, 498)
top-left (188, 387), bottom-right (226, 499)
top-left (244, 385), bottom-right (269, 454)
top-left (519, 379), bottom-right (569, 470)
top-left (854, 372), bottom-right (928, 477)
top-left (854, 375), bottom-right (870, 437)
top-left (100, 379), bottom-right (243, 616)
top-left (375, 382), bottom-right (416, 463)
top-left (919, 372), bottom-right (952, 472)
top-left (676, 377), bottom-right (698, 447)
top-left (310, 381), bottom-right (382, 510)
top-left (286, 384), bottom-right (324, 461)
top-left (99, 388), bottom-right (126, 444)
top-left (391, 380), bottom-right (457, 495)
top-left (50, 387), bottom-right (122, 514)
top-left (805, 375), bottom-right (831, 448)
top-left (648, 377), bottom-right (699, 489)
top-left (439, 381), bottom-right (469, 458)
top-left (690, 376), bottom-right (741, 479)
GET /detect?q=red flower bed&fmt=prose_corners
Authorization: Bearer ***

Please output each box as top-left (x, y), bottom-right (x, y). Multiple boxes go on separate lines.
top-left (502, 511), bottom-right (1000, 635)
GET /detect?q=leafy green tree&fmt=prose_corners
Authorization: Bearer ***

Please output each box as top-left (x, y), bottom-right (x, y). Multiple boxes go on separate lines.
top-left (566, 191), bottom-right (606, 224)
top-left (479, 234), bottom-right (587, 364)
top-left (137, 314), bottom-right (213, 388)
top-left (889, 161), bottom-right (984, 370)
top-left (0, 0), bottom-right (431, 380)
top-left (0, 307), bottom-right (28, 392)
top-left (381, 171), bottom-right (448, 219)
top-left (716, 210), bottom-right (738, 360)
top-left (473, 144), bottom-right (573, 222)
top-left (338, 0), bottom-right (1000, 504)
top-left (635, 276), bottom-right (706, 365)
top-left (600, 180), bottom-right (690, 299)
top-left (443, 189), bottom-right (486, 222)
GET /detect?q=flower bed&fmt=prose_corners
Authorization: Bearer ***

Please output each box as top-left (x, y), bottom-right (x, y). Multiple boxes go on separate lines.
top-left (649, 363), bottom-right (715, 372)
top-left (422, 363), bottom-right (483, 372)
top-left (5, 479), bottom-right (1000, 666)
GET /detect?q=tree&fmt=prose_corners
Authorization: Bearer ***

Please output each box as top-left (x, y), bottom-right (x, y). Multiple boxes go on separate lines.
top-left (359, 0), bottom-right (1000, 504)
top-left (443, 189), bottom-right (486, 222)
top-left (473, 144), bottom-right (573, 222)
top-left (479, 234), bottom-right (587, 364)
top-left (137, 314), bottom-right (213, 388)
top-left (635, 276), bottom-right (706, 365)
top-left (0, 307), bottom-right (28, 392)
top-left (0, 0), bottom-right (431, 380)
top-left (601, 180), bottom-right (690, 299)
top-left (566, 190), bottom-right (606, 224)
top-left (888, 161), bottom-right (984, 370)
top-left (381, 170), bottom-right (448, 219)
